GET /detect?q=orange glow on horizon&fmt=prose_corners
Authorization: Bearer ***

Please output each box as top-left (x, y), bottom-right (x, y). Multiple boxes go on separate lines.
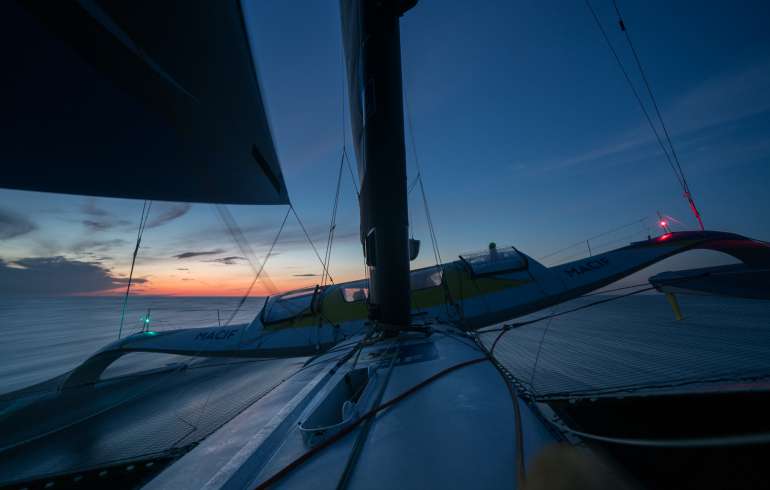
top-left (86, 271), bottom-right (363, 297)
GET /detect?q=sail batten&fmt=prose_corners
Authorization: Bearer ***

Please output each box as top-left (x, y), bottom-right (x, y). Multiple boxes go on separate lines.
top-left (0, 1), bottom-right (288, 205)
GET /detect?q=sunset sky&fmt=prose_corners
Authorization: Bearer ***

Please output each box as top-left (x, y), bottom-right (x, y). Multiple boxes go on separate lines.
top-left (1, 0), bottom-right (770, 297)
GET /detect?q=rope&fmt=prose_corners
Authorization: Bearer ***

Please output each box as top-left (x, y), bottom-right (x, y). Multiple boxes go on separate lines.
top-left (476, 337), bottom-right (527, 486)
top-left (118, 200), bottom-right (152, 339)
top-left (538, 217), bottom-right (648, 262)
top-left (290, 205), bottom-right (335, 284)
top-left (584, 0), bottom-right (683, 189)
top-left (322, 153), bottom-right (346, 287)
top-left (560, 425), bottom-right (770, 449)
top-left (610, 0), bottom-right (704, 230)
top-left (585, 0), bottom-right (704, 230)
top-left (403, 81), bottom-right (444, 269)
top-left (215, 205), bottom-right (279, 295)
top-left (403, 79), bottom-right (459, 316)
top-left (528, 309), bottom-right (557, 390)
top-left (581, 282), bottom-right (650, 297)
top-left (336, 348), bottom-right (399, 489)
top-left (253, 356), bottom-right (488, 489)
top-left (478, 286), bottom-right (656, 335)
top-left (343, 148), bottom-right (359, 197)
top-left (224, 207), bottom-right (291, 326)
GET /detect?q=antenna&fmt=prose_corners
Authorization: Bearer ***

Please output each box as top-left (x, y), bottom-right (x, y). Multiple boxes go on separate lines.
top-left (656, 211), bottom-right (671, 234)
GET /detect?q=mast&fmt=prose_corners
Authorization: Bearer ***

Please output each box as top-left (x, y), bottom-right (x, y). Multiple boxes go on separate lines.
top-left (341, 0), bottom-right (417, 328)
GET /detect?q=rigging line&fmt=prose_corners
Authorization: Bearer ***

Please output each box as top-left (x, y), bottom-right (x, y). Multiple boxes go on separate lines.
top-left (336, 347), bottom-right (399, 489)
top-left (290, 205), bottom-right (335, 284)
top-left (404, 79), bottom-right (445, 269)
top-left (610, 0), bottom-right (705, 230)
top-left (215, 205), bottom-right (279, 295)
top-left (343, 148), bottom-right (360, 197)
top-left (558, 424), bottom-right (770, 449)
top-left (407, 173), bottom-right (420, 194)
top-left (407, 174), bottom-right (420, 241)
top-left (476, 336), bottom-right (527, 486)
top-left (420, 175), bottom-right (443, 267)
top-left (581, 282), bottom-right (650, 297)
top-left (478, 286), bottom-right (656, 335)
top-left (323, 152), bottom-right (346, 287)
top-left (340, 36), bottom-right (347, 154)
top-left (583, 0), bottom-right (684, 190)
top-left (118, 200), bottom-right (152, 339)
top-left (420, 169), bottom-right (443, 266)
top-left (611, 0), bottom-right (684, 179)
top-left (224, 206), bottom-right (291, 327)
top-left (253, 356), bottom-right (489, 490)
top-left (538, 216), bottom-right (649, 260)
top-left (528, 311), bottom-right (556, 392)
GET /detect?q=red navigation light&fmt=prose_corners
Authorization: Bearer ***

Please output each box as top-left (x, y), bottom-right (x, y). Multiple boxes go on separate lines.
top-left (659, 220), bottom-right (668, 228)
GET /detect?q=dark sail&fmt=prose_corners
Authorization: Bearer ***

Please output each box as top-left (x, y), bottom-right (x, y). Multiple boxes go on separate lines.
top-left (341, 0), bottom-right (416, 326)
top-left (0, 1), bottom-right (288, 205)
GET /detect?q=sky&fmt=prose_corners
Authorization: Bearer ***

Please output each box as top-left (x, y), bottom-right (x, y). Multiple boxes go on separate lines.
top-left (1, 0), bottom-right (769, 297)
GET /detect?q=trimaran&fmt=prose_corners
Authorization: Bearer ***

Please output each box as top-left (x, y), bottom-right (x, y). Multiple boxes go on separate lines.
top-left (2, 1), bottom-right (770, 489)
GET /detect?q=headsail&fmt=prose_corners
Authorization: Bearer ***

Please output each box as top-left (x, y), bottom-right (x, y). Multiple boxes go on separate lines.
top-left (0, 1), bottom-right (288, 204)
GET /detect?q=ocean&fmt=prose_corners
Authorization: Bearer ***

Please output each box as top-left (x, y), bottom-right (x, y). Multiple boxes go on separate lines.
top-left (1, 294), bottom-right (769, 397)
top-left (0, 296), bottom-right (265, 394)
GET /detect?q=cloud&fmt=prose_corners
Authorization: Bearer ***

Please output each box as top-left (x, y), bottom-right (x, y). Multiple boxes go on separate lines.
top-left (147, 203), bottom-right (192, 229)
top-left (668, 57), bottom-right (770, 134)
top-left (292, 273), bottom-right (319, 277)
top-left (78, 198), bottom-right (134, 231)
top-left (0, 208), bottom-right (36, 240)
top-left (173, 249), bottom-right (225, 259)
top-left (71, 238), bottom-right (128, 254)
top-left (203, 256), bottom-right (247, 265)
top-left (0, 256), bottom-right (144, 295)
top-left (177, 267), bottom-right (189, 271)
top-left (81, 198), bottom-right (109, 217)
top-left (112, 276), bottom-right (149, 285)
top-left (80, 199), bottom-right (131, 231)
top-left (82, 219), bottom-right (128, 231)
top-left (527, 57), bottom-right (770, 175)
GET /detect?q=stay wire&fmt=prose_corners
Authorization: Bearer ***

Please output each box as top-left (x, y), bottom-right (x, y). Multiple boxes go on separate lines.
top-left (338, 29), bottom-right (360, 200)
top-left (479, 285), bottom-right (655, 336)
top-left (611, 0), bottom-right (685, 182)
top-left (215, 205), bottom-right (279, 295)
top-left (291, 205), bottom-right (335, 284)
top-left (583, 0), bottom-right (685, 191)
top-left (343, 148), bottom-right (360, 197)
top-left (322, 152), bottom-right (346, 287)
top-left (538, 217), bottom-right (648, 261)
top-left (118, 199), bottom-right (152, 339)
top-left (404, 82), bottom-right (445, 272)
top-left (610, 0), bottom-right (704, 229)
top-left (224, 206), bottom-right (291, 326)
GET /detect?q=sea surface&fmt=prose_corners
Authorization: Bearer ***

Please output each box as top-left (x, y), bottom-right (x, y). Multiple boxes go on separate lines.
top-left (0, 296), bottom-right (265, 394)
top-left (1, 294), bottom-right (768, 396)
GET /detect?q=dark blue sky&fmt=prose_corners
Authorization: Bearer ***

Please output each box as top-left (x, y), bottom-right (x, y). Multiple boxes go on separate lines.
top-left (1, 0), bottom-right (769, 294)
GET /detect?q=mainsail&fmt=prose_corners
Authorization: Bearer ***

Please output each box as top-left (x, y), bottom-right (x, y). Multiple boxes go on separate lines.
top-left (0, 1), bottom-right (288, 204)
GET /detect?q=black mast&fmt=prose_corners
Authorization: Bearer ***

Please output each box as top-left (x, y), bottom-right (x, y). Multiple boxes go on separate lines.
top-left (341, 0), bottom-right (417, 328)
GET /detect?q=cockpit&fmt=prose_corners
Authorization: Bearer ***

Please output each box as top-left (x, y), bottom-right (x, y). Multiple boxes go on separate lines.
top-left (261, 286), bottom-right (321, 324)
top-left (459, 246), bottom-right (528, 277)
